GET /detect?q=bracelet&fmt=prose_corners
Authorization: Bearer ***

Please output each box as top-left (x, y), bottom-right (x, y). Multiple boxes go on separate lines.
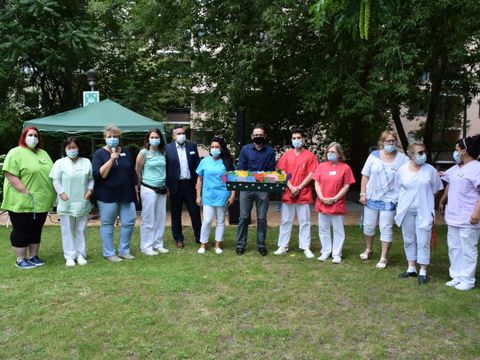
top-left (360, 192), bottom-right (366, 196)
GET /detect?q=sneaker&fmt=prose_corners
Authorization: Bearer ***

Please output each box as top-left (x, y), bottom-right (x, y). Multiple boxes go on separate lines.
top-left (28, 256), bottom-right (45, 266)
top-left (318, 253), bottom-right (330, 262)
top-left (118, 253), bottom-right (135, 260)
top-left (332, 256), bottom-right (342, 264)
top-left (455, 282), bottom-right (474, 291)
top-left (15, 259), bottom-right (36, 269)
top-left (105, 255), bottom-right (122, 262)
top-left (198, 247), bottom-right (206, 254)
top-left (154, 247), bottom-right (169, 254)
top-left (66, 259), bottom-right (76, 267)
top-left (445, 278), bottom-right (461, 287)
top-left (142, 250), bottom-right (159, 256)
top-left (274, 246), bottom-right (288, 255)
top-left (303, 249), bottom-right (315, 259)
top-left (215, 247), bottom-right (223, 254)
top-left (76, 255), bottom-right (87, 266)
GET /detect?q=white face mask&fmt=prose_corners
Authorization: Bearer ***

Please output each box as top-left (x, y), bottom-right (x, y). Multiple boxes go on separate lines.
top-left (26, 135), bottom-right (39, 149)
top-left (176, 134), bottom-right (186, 145)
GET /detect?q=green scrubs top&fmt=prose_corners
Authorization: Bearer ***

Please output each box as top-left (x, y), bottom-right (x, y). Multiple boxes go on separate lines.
top-left (1, 146), bottom-right (55, 212)
top-left (50, 157), bottom-right (93, 217)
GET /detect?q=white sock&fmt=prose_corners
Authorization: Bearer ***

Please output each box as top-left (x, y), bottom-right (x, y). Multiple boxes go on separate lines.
top-left (407, 266), bottom-right (417, 273)
top-left (419, 269), bottom-right (427, 276)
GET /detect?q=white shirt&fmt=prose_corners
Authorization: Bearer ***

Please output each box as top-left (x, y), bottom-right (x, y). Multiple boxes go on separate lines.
top-left (176, 142), bottom-right (191, 180)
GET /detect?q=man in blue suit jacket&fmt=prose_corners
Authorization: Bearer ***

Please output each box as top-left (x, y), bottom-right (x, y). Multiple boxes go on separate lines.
top-left (166, 126), bottom-right (202, 248)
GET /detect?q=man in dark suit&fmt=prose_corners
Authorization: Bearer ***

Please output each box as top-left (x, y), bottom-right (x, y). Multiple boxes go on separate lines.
top-left (166, 126), bottom-right (202, 248)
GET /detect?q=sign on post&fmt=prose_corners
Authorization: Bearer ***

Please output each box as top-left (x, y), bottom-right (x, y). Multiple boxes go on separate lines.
top-left (83, 91), bottom-right (100, 107)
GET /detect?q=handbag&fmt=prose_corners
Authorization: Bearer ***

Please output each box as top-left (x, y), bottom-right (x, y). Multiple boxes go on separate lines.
top-left (141, 182), bottom-right (168, 194)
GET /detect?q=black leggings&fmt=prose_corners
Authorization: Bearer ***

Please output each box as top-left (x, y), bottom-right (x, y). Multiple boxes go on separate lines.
top-left (8, 212), bottom-right (48, 248)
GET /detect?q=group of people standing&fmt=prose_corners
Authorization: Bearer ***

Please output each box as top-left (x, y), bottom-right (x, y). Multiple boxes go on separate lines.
top-left (2, 125), bottom-right (480, 291)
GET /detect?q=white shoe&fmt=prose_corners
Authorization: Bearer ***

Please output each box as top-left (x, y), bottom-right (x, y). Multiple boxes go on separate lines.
top-left (142, 250), bottom-right (159, 256)
top-left (455, 282), bottom-right (474, 291)
top-left (76, 255), bottom-right (87, 266)
top-left (198, 247), bottom-right (206, 254)
top-left (332, 256), bottom-right (342, 264)
top-left (274, 246), bottom-right (288, 255)
top-left (118, 253), bottom-right (135, 260)
top-left (303, 249), bottom-right (314, 259)
top-left (445, 278), bottom-right (461, 287)
top-left (215, 247), bottom-right (223, 254)
top-left (318, 253), bottom-right (330, 262)
top-left (66, 259), bottom-right (75, 267)
top-left (105, 255), bottom-right (122, 262)
top-left (154, 247), bottom-right (169, 254)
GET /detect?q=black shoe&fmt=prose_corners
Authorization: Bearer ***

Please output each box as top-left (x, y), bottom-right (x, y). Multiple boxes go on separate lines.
top-left (258, 247), bottom-right (268, 256)
top-left (236, 248), bottom-right (245, 255)
top-left (418, 275), bottom-right (428, 285)
top-left (399, 271), bottom-right (418, 278)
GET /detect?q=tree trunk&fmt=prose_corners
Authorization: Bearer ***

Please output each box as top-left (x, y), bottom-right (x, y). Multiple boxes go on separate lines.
top-left (391, 104), bottom-right (409, 152)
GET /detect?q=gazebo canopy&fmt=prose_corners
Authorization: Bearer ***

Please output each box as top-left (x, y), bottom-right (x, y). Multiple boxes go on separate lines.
top-left (24, 99), bottom-right (165, 135)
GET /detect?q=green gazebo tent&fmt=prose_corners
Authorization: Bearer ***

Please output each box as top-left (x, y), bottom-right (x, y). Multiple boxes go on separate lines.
top-left (23, 99), bottom-right (165, 135)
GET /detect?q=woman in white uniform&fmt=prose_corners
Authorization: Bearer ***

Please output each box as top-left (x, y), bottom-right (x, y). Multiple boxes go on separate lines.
top-left (395, 142), bottom-right (443, 284)
top-left (359, 130), bottom-right (409, 268)
top-left (50, 137), bottom-right (93, 267)
top-left (439, 135), bottom-right (480, 291)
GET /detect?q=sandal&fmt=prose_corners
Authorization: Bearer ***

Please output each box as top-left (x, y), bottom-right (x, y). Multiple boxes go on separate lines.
top-left (359, 249), bottom-right (373, 260)
top-left (376, 258), bottom-right (388, 269)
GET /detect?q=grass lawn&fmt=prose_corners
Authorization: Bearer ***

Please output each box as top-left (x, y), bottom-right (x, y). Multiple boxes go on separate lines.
top-left (1, 224), bottom-right (479, 359)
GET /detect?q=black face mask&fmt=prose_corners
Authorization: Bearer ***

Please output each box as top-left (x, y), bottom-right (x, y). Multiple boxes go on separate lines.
top-left (253, 137), bottom-right (265, 145)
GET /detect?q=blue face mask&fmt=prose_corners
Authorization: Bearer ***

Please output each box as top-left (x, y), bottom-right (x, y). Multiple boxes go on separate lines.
top-left (292, 139), bottom-right (303, 148)
top-left (452, 150), bottom-right (462, 164)
top-left (384, 144), bottom-right (396, 153)
top-left (210, 148), bottom-right (221, 158)
top-left (327, 153), bottom-right (337, 162)
top-left (415, 153), bottom-right (427, 165)
top-left (149, 139), bottom-right (161, 147)
top-left (106, 137), bottom-right (119, 148)
top-left (66, 149), bottom-right (78, 159)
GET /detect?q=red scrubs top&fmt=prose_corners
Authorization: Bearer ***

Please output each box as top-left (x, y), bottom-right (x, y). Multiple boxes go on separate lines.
top-left (313, 161), bottom-right (355, 215)
top-left (277, 148), bottom-right (318, 204)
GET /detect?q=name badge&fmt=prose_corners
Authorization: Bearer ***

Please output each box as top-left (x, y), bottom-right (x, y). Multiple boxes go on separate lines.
top-left (329, 171), bottom-right (336, 176)
top-left (189, 151), bottom-right (195, 155)
top-left (120, 153), bottom-right (126, 157)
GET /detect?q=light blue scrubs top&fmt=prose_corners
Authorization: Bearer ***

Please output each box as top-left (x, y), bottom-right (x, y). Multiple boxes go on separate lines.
top-left (196, 156), bottom-right (230, 206)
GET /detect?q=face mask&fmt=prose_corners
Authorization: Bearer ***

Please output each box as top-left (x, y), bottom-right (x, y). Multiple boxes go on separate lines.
top-left (327, 153), bottom-right (337, 162)
top-left (415, 154), bottom-right (427, 165)
top-left (66, 150), bottom-right (78, 159)
top-left (25, 136), bottom-right (39, 149)
top-left (149, 139), bottom-right (161, 147)
top-left (452, 150), bottom-right (462, 164)
top-left (253, 136), bottom-right (265, 145)
top-left (384, 144), bottom-right (396, 153)
top-left (176, 134), bottom-right (186, 145)
top-left (210, 148), bottom-right (221, 157)
top-left (292, 139), bottom-right (303, 148)
top-left (106, 137), bottom-right (119, 148)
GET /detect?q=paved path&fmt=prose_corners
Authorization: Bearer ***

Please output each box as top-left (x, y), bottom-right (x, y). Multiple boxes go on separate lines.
top-left (0, 201), bottom-right (444, 227)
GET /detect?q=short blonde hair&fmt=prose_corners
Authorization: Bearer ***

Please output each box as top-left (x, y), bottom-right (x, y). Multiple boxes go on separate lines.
top-left (325, 141), bottom-right (346, 161)
top-left (378, 130), bottom-right (398, 149)
top-left (104, 125), bottom-right (121, 137)
top-left (407, 142), bottom-right (425, 158)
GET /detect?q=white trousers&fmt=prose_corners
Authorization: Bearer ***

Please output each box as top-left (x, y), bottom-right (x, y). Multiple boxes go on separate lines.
top-left (363, 207), bottom-right (395, 242)
top-left (200, 205), bottom-right (226, 243)
top-left (318, 213), bottom-right (345, 257)
top-left (277, 203), bottom-right (311, 250)
top-left (401, 211), bottom-right (431, 265)
top-left (140, 186), bottom-right (167, 252)
top-left (447, 226), bottom-right (480, 286)
top-left (59, 214), bottom-right (88, 260)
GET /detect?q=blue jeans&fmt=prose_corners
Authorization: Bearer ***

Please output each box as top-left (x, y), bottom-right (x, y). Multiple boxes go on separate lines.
top-left (236, 191), bottom-right (269, 249)
top-left (97, 201), bottom-right (136, 257)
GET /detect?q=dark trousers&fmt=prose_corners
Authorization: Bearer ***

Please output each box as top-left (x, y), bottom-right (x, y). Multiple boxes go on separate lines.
top-left (236, 191), bottom-right (269, 249)
top-left (170, 180), bottom-right (201, 243)
top-left (8, 211), bottom-right (48, 247)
